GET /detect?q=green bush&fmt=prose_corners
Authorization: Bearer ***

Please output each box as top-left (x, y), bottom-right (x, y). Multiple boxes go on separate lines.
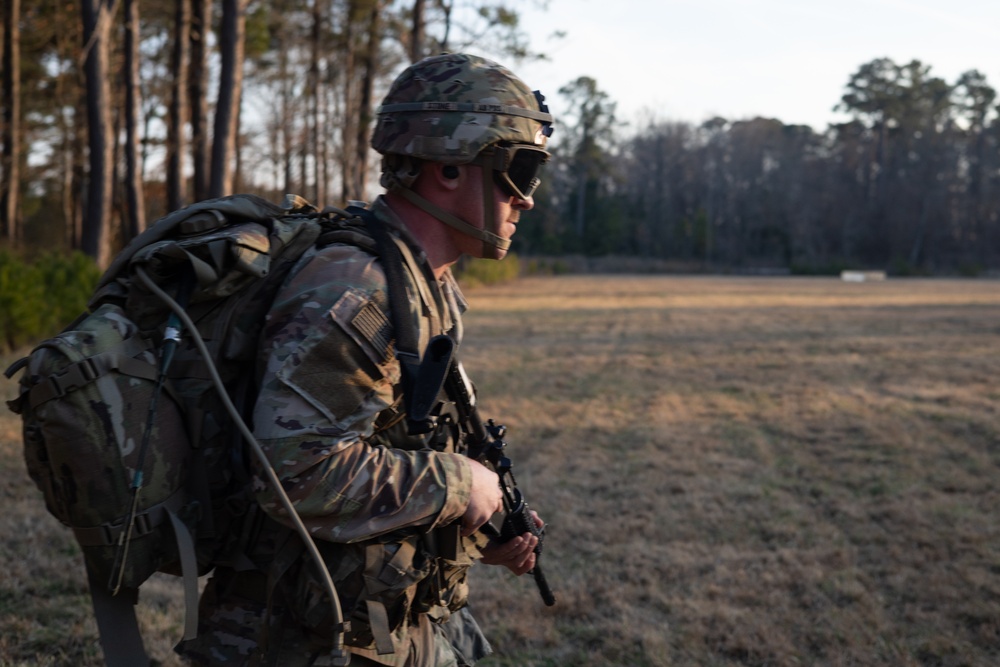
top-left (39, 252), bottom-right (102, 331)
top-left (0, 251), bottom-right (100, 352)
top-left (888, 256), bottom-right (930, 277)
top-left (957, 262), bottom-right (983, 277)
top-left (525, 257), bottom-right (572, 275)
top-left (453, 253), bottom-right (521, 288)
top-left (0, 250), bottom-right (43, 351)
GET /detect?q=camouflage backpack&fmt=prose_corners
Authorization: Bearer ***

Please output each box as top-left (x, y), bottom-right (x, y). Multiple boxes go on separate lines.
top-left (4, 194), bottom-right (365, 665)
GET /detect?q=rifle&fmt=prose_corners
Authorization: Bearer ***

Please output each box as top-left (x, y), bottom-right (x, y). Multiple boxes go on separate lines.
top-left (439, 347), bottom-right (556, 607)
top-left (408, 334), bottom-right (555, 605)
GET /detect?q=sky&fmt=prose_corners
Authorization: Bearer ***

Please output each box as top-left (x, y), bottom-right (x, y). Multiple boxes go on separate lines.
top-left (507, 0), bottom-right (1000, 132)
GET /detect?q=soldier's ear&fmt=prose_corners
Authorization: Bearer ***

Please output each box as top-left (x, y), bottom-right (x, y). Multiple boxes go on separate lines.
top-left (432, 163), bottom-right (463, 191)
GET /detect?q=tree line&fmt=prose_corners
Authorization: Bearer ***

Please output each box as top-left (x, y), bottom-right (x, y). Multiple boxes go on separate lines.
top-left (1, 0), bottom-right (998, 275)
top-left (528, 60), bottom-right (1000, 275)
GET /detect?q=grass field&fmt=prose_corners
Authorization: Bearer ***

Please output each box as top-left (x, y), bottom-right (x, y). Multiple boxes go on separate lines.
top-left (2, 275), bottom-right (999, 666)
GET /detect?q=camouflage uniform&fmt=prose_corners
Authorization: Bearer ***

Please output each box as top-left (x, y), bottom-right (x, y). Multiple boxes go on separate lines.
top-left (177, 198), bottom-right (490, 666)
top-left (179, 52), bottom-right (553, 667)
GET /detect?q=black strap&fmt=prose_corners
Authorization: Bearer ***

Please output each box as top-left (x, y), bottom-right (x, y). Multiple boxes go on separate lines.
top-left (86, 565), bottom-right (151, 666)
top-left (27, 335), bottom-right (160, 409)
top-left (357, 209), bottom-right (441, 436)
top-left (359, 211), bottom-right (420, 358)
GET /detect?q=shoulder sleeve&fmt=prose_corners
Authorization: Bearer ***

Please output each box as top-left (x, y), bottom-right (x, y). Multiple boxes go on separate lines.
top-left (251, 244), bottom-right (471, 542)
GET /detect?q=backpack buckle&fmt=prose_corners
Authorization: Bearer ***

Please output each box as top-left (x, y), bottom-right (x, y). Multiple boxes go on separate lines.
top-left (49, 357), bottom-right (101, 399)
top-left (78, 357), bottom-right (100, 383)
top-left (131, 512), bottom-right (150, 537)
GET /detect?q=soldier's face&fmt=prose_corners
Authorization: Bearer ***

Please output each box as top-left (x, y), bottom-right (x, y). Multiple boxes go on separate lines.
top-left (453, 164), bottom-right (534, 260)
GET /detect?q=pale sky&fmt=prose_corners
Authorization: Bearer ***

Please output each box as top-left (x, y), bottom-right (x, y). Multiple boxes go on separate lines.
top-left (509, 0), bottom-right (1000, 132)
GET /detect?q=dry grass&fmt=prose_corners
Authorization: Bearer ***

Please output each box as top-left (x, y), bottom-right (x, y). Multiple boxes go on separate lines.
top-left (3, 276), bottom-right (999, 666)
top-left (462, 276), bottom-right (1000, 667)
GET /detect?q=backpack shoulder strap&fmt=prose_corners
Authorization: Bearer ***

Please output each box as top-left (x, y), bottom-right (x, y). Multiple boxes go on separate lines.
top-left (86, 508), bottom-right (200, 666)
top-left (360, 211), bottom-right (420, 363)
top-left (86, 566), bottom-right (150, 666)
top-left (357, 208), bottom-right (456, 435)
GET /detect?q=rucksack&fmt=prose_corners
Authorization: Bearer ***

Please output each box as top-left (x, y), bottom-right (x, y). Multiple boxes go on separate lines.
top-left (5, 193), bottom-right (366, 665)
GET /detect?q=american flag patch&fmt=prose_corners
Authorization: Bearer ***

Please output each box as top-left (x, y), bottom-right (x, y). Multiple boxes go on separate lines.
top-left (351, 301), bottom-right (393, 362)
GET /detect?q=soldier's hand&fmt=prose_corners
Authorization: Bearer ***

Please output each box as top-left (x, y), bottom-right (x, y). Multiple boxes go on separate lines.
top-left (480, 511), bottom-right (543, 575)
top-left (462, 459), bottom-right (502, 536)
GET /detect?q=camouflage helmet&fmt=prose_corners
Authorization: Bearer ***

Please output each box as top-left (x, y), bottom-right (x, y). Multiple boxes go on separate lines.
top-left (371, 53), bottom-right (554, 164)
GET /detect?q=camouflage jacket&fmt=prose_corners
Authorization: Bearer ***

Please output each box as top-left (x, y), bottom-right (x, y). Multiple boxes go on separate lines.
top-left (251, 196), bottom-right (472, 539)
top-left (249, 196), bottom-right (477, 664)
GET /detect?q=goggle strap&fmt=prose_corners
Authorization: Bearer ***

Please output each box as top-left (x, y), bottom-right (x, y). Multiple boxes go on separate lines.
top-left (390, 185), bottom-right (512, 252)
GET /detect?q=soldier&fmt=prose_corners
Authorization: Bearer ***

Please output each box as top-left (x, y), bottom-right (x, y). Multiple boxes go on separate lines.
top-left (178, 53), bottom-right (553, 666)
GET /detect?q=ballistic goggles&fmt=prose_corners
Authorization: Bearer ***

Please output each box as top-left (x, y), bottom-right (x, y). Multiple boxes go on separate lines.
top-left (476, 143), bottom-right (551, 200)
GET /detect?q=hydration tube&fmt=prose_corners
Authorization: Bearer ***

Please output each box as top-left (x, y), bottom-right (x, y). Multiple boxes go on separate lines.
top-left (108, 271), bottom-right (193, 597)
top-left (135, 266), bottom-right (350, 666)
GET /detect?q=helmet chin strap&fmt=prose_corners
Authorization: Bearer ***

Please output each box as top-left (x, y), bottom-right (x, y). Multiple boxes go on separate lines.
top-left (480, 162), bottom-right (502, 259)
top-left (389, 173), bottom-right (510, 260)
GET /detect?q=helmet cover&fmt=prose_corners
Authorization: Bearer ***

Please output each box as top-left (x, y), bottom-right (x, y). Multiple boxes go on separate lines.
top-left (372, 53), bottom-right (553, 164)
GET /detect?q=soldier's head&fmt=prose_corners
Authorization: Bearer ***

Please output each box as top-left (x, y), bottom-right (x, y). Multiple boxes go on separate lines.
top-left (372, 53), bottom-right (554, 260)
